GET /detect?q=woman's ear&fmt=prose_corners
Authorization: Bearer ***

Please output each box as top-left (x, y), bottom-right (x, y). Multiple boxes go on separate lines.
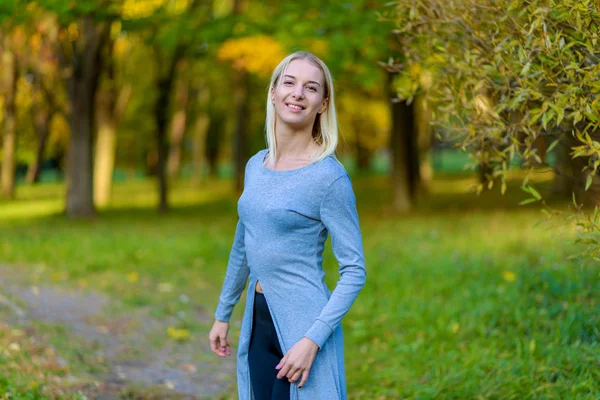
top-left (318, 97), bottom-right (329, 114)
top-left (270, 86), bottom-right (275, 104)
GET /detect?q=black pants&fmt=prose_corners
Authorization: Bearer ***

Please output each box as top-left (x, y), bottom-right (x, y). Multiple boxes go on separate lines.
top-left (248, 292), bottom-right (290, 400)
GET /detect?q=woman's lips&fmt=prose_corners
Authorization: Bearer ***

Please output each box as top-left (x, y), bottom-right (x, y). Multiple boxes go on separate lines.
top-left (286, 103), bottom-right (305, 112)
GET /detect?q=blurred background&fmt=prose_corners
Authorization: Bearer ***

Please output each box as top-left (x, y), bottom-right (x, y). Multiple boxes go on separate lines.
top-left (0, 0), bottom-right (598, 399)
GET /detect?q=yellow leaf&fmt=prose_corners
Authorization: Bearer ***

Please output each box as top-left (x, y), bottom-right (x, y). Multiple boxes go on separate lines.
top-left (502, 270), bottom-right (516, 282)
top-left (68, 23), bottom-right (78, 41)
top-left (450, 322), bottom-right (460, 333)
top-left (167, 326), bottom-right (190, 341)
top-left (529, 339), bottom-right (536, 353)
top-left (127, 271), bottom-right (139, 283)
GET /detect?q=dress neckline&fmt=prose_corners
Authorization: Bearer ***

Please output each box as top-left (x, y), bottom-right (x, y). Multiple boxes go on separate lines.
top-left (260, 149), bottom-right (327, 176)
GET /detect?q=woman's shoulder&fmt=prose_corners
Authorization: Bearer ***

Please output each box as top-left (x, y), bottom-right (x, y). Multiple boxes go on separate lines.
top-left (251, 149), bottom-right (269, 163)
top-left (316, 153), bottom-right (350, 183)
top-left (245, 149), bottom-right (268, 169)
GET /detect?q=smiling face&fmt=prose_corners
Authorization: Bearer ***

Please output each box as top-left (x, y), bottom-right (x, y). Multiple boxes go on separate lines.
top-left (271, 58), bottom-right (329, 131)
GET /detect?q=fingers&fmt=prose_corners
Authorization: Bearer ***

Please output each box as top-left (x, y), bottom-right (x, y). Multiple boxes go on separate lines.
top-left (209, 334), bottom-right (229, 357)
top-left (224, 338), bottom-right (231, 356)
top-left (298, 369), bottom-right (310, 388)
top-left (275, 354), bottom-right (289, 379)
top-left (288, 369), bottom-right (302, 383)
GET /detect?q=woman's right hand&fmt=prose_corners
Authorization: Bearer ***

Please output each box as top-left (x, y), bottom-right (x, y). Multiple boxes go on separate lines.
top-left (209, 320), bottom-right (231, 357)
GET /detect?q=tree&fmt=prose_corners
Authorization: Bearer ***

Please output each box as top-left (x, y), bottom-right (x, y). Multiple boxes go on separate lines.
top-left (389, 0), bottom-right (600, 196)
top-left (388, 0), bottom-right (600, 257)
top-left (122, 0), bottom-right (211, 211)
top-left (26, 15), bottom-right (67, 185)
top-left (0, 30), bottom-right (20, 199)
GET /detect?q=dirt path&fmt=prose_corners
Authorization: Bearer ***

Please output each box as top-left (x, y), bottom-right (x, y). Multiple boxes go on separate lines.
top-left (0, 264), bottom-right (236, 399)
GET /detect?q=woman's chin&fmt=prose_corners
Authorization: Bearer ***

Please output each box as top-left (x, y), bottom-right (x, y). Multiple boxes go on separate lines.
top-left (277, 116), bottom-right (314, 130)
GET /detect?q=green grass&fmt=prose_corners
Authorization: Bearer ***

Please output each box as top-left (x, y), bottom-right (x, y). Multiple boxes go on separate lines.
top-left (0, 172), bottom-right (598, 399)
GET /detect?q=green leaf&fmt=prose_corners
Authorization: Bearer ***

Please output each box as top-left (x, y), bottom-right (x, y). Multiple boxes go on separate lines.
top-left (585, 174), bottom-right (593, 191)
top-left (519, 198), bottom-right (537, 205)
top-left (547, 138), bottom-right (561, 153)
top-left (528, 185), bottom-right (542, 200)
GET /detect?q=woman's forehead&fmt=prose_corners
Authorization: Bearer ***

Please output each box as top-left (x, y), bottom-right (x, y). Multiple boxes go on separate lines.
top-left (283, 59), bottom-right (324, 84)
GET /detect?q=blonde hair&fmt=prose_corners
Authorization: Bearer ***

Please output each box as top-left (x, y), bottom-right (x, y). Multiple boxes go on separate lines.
top-left (264, 51), bottom-right (338, 166)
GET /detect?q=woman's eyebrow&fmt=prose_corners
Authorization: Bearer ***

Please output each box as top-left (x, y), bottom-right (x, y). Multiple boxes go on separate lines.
top-left (283, 74), bottom-right (321, 86)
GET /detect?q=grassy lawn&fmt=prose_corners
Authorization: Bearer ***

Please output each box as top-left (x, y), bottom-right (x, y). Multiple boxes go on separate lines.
top-left (0, 171), bottom-right (598, 399)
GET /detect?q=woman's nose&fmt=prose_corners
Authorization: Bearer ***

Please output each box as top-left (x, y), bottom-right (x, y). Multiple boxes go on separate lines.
top-left (292, 85), bottom-right (304, 99)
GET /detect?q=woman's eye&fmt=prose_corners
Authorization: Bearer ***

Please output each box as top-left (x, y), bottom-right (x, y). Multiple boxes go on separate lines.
top-left (284, 81), bottom-right (294, 86)
top-left (307, 86), bottom-right (317, 92)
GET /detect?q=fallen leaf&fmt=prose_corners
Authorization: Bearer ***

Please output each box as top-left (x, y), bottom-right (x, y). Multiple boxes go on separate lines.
top-left (127, 272), bottom-right (139, 283)
top-left (502, 270), bottom-right (516, 282)
top-left (181, 363), bottom-right (197, 373)
top-left (167, 326), bottom-right (190, 341)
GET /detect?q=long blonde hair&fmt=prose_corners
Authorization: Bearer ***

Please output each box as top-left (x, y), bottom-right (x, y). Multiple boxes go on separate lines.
top-left (264, 51), bottom-right (338, 166)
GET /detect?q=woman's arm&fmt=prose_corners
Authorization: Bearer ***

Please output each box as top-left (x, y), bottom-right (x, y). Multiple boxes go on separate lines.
top-left (214, 219), bottom-right (250, 322)
top-left (304, 173), bottom-right (367, 349)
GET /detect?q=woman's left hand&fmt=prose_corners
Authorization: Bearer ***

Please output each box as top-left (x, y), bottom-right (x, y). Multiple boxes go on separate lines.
top-left (275, 337), bottom-right (319, 388)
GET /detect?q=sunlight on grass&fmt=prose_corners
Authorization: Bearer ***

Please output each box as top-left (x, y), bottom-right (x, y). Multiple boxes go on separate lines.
top-left (0, 198), bottom-right (64, 220)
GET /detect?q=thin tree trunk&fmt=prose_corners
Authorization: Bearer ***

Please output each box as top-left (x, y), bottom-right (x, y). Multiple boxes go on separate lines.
top-left (1, 43), bottom-right (18, 199)
top-left (354, 118), bottom-right (372, 171)
top-left (167, 82), bottom-right (189, 178)
top-left (155, 77), bottom-right (171, 212)
top-left (26, 103), bottom-right (52, 184)
top-left (153, 48), bottom-right (184, 212)
top-left (415, 94), bottom-right (433, 193)
top-left (94, 33), bottom-right (131, 208)
top-left (233, 71), bottom-right (249, 192)
top-left (356, 140), bottom-right (372, 171)
top-left (206, 110), bottom-right (224, 177)
top-left (388, 73), bottom-right (413, 212)
top-left (551, 138), bottom-right (576, 197)
top-left (191, 87), bottom-right (210, 186)
top-left (552, 130), bottom-right (600, 207)
top-left (65, 17), bottom-right (110, 218)
top-left (94, 88), bottom-right (117, 208)
top-left (406, 100), bottom-right (419, 200)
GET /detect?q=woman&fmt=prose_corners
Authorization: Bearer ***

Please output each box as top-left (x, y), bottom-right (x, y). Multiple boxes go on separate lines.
top-left (209, 51), bottom-right (366, 400)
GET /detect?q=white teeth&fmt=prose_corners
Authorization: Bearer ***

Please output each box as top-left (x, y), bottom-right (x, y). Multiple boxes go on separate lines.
top-left (287, 104), bottom-right (303, 110)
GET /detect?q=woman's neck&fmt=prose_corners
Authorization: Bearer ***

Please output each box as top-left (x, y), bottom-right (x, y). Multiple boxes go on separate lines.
top-left (274, 125), bottom-right (320, 161)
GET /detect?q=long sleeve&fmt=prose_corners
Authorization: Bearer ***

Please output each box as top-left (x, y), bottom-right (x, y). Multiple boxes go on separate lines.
top-left (214, 219), bottom-right (250, 322)
top-left (304, 174), bottom-right (366, 349)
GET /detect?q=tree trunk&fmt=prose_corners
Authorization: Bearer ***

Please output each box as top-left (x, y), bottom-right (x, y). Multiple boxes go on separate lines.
top-left (26, 102), bottom-right (52, 184)
top-left (355, 139), bottom-right (372, 171)
top-left (552, 137), bottom-right (576, 197)
top-left (206, 110), bottom-right (224, 177)
top-left (155, 78), bottom-right (171, 212)
top-left (233, 71), bottom-right (249, 192)
top-left (191, 87), bottom-right (210, 186)
top-left (388, 73), bottom-right (414, 212)
top-left (94, 88), bottom-right (117, 207)
top-left (192, 113), bottom-right (210, 186)
top-left (65, 17), bottom-right (109, 218)
top-left (1, 43), bottom-right (18, 199)
top-left (415, 94), bottom-right (433, 193)
top-left (552, 131), bottom-right (600, 207)
top-left (167, 82), bottom-right (189, 178)
top-left (153, 43), bottom-right (185, 212)
top-left (354, 117), bottom-right (372, 172)
top-left (94, 35), bottom-right (131, 208)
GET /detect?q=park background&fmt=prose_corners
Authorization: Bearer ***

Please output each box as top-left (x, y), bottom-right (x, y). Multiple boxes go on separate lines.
top-left (0, 0), bottom-right (599, 399)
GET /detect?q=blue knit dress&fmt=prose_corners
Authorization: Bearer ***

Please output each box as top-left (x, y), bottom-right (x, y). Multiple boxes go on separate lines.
top-left (215, 149), bottom-right (366, 400)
